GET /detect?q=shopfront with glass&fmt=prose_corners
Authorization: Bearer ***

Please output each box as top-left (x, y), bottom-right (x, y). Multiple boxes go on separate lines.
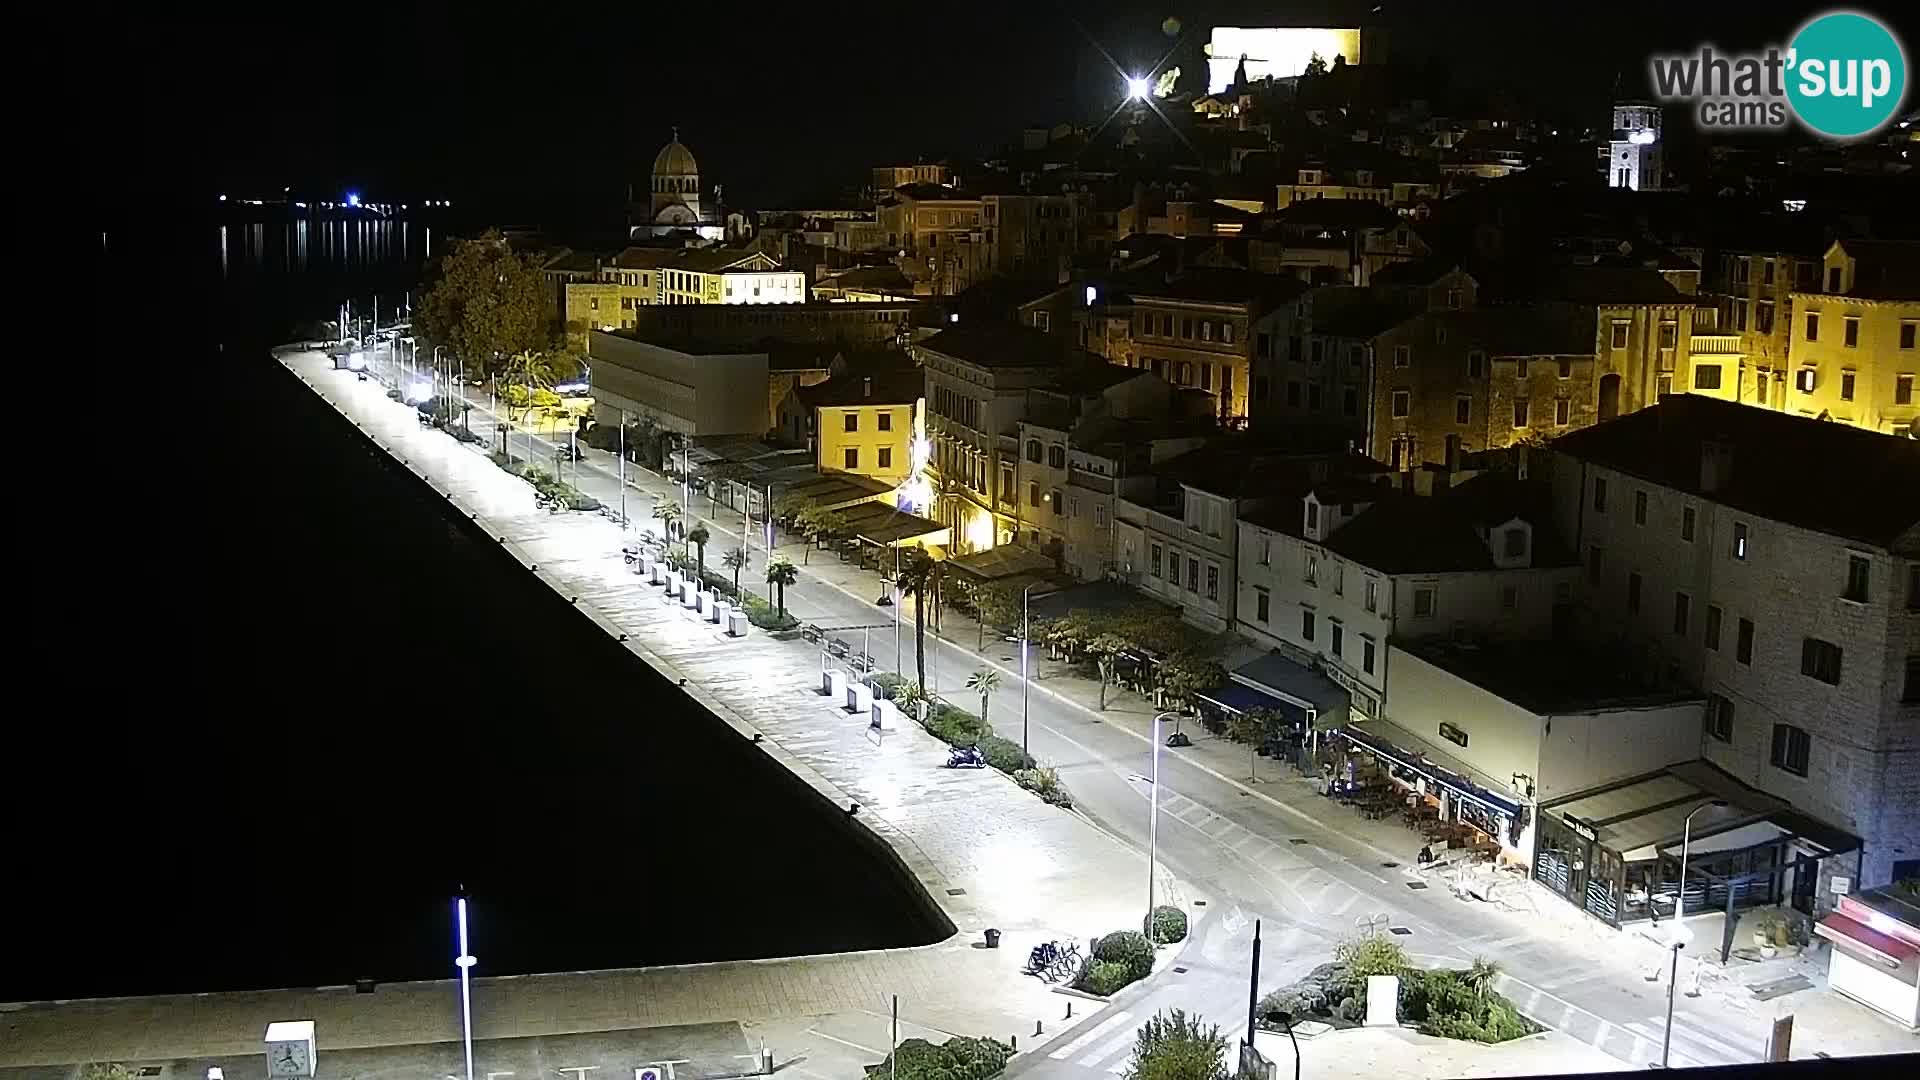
top-left (1534, 763), bottom-right (1860, 953)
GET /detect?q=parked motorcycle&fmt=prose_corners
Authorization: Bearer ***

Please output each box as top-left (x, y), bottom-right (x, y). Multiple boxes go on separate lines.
top-left (945, 745), bottom-right (987, 769)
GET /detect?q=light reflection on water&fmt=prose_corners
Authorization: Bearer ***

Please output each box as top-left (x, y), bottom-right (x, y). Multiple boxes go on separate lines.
top-left (215, 215), bottom-right (432, 278)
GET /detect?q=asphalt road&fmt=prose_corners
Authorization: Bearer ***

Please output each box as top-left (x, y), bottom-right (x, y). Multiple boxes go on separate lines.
top-left (420, 381), bottom-right (1790, 1076)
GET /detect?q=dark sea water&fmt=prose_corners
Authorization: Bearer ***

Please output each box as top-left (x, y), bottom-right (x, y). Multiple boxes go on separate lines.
top-left (11, 214), bottom-right (943, 1002)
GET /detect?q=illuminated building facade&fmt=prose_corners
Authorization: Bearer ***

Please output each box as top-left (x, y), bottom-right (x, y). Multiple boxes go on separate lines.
top-left (631, 131), bottom-right (725, 241)
top-left (915, 324), bottom-right (1066, 553)
top-left (1606, 104), bottom-right (1663, 192)
top-left (798, 369), bottom-right (925, 489)
top-left (1205, 27), bottom-right (1365, 94)
top-left (1785, 240), bottom-right (1920, 437)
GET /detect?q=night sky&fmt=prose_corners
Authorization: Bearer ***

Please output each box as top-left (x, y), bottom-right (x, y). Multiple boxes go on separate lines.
top-left (125, 0), bottom-right (1905, 229)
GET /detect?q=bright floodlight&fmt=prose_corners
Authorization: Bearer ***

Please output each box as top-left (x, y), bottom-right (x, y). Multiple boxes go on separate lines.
top-left (346, 192), bottom-right (362, 207)
top-left (1126, 76), bottom-right (1150, 100)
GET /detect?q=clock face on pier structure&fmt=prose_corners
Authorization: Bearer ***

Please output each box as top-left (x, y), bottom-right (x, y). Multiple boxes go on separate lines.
top-left (263, 1019), bottom-right (317, 1078)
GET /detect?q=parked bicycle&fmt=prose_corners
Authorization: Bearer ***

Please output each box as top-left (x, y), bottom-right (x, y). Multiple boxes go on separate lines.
top-left (1023, 938), bottom-right (1081, 982)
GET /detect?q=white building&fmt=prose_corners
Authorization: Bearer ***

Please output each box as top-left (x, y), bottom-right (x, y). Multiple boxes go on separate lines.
top-left (1235, 465), bottom-right (1582, 720)
top-left (1330, 637), bottom-right (1703, 867)
top-left (1115, 444), bottom-right (1361, 632)
top-left (1606, 103), bottom-right (1663, 192)
top-left (1548, 394), bottom-right (1920, 894)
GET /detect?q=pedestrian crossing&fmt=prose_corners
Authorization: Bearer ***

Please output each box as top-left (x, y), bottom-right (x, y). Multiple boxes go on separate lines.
top-left (1496, 973), bottom-right (1761, 1069)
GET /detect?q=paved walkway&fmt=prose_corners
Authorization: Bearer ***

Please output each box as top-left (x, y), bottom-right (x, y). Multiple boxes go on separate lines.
top-left (0, 350), bottom-right (1167, 1067)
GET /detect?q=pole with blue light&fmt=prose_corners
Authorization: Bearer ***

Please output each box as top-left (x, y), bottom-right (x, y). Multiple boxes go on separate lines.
top-left (455, 894), bottom-right (477, 1080)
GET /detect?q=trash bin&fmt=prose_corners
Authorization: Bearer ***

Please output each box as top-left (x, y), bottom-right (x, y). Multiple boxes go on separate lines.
top-left (984, 928), bottom-right (1001, 949)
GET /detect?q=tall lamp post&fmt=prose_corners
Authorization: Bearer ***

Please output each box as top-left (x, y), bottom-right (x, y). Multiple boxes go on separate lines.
top-left (1660, 798), bottom-right (1727, 1070)
top-left (1147, 711), bottom-right (1179, 922)
top-left (1019, 582), bottom-right (1040, 762)
top-left (1675, 799), bottom-right (1730, 924)
top-left (454, 894), bottom-right (477, 1080)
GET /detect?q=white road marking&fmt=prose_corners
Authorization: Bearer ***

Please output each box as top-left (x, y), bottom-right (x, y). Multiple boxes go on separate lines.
top-left (1048, 1010), bottom-right (1134, 1060)
top-left (804, 1029), bottom-right (886, 1057)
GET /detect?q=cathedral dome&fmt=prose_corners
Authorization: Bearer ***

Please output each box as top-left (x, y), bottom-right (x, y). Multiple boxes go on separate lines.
top-left (654, 133), bottom-right (699, 178)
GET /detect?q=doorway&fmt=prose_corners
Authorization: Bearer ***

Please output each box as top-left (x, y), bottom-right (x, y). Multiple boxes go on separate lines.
top-left (1791, 854), bottom-right (1818, 915)
top-left (1598, 373), bottom-right (1622, 421)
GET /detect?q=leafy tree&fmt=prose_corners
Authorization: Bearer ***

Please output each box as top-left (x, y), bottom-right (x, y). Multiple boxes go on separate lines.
top-left (1159, 654), bottom-right (1224, 716)
top-left (703, 461), bottom-right (753, 515)
top-left (651, 498), bottom-right (683, 543)
top-left (1089, 632), bottom-right (1131, 710)
top-left (81, 1065), bottom-right (138, 1080)
top-left (414, 230), bottom-right (551, 380)
top-left (1226, 710), bottom-right (1267, 781)
top-left (686, 524), bottom-right (711, 579)
top-left (792, 505), bottom-right (848, 564)
top-left (1125, 1009), bottom-right (1226, 1080)
top-left (972, 583), bottom-right (1023, 650)
top-left (965, 668), bottom-right (1001, 722)
top-left (765, 557), bottom-right (798, 617)
top-left (722, 546), bottom-right (749, 595)
top-left (896, 548), bottom-right (940, 690)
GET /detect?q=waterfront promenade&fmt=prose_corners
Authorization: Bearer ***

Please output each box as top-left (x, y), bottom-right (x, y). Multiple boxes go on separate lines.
top-left (0, 349), bottom-right (1167, 1067)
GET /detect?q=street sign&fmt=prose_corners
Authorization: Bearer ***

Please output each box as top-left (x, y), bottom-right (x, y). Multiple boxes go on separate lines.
top-left (636, 1069), bottom-right (665, 1080)
top-left (1831, 876), bottom-right (1851, 895)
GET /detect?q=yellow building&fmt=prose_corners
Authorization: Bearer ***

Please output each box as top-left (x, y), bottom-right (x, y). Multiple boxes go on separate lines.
top-left (1785, 239), bottom-right (1920, 437)
top-left (799, 368), bottom-right (925, 488)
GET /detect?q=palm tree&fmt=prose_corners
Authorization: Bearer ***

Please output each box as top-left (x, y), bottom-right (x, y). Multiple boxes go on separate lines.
top-left (652, 500), bottom-right (683, 544)
top-left (966, 668), bottom-right (1001, 722)
top-left (721, 546), bottom-right (749, 597)
top-left (765, 557), bottom-right (798, 617)
top-left (896, 548), bottom-right (939, 691)
top-left (687, 524), bottom-right (711, 582)
top-left (1466, 957), bottom-right (1500, 998)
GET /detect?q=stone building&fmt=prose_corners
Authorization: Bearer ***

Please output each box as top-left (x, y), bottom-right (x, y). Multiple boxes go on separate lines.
top-left (1236, 465), bottom-right (1581, 721)
top-left (1547, 395), bottom-right (1920, 892)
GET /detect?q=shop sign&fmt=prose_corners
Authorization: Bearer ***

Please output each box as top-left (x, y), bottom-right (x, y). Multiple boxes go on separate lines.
top-left (1830, 876), bottom-right (1850, 896)
top-left (1562, 813), bottom-right (1598, 842)
top-left (1438, 721), bottom-right (1469, 748)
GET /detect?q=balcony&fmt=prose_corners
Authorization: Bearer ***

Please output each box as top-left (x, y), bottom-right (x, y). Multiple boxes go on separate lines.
top-left (1691, 334), bottom-right (1744, 355)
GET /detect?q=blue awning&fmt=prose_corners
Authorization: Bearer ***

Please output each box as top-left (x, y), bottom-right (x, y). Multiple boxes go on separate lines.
top-left (1334, 726), bottom-right (1522, 821)
top-left (1194, 683), bottom-right (1307, 725)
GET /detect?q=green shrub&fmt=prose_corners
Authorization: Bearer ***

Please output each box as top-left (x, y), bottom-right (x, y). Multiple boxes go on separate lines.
top-left (1126, 1009), bottom-right (1226, 1080)
top-left (1095, 930), bottom-right (1155, 981)
top-left (386, 387), bottom-right (403, 400)
top-left (1014, 766), bottom-right (1073, 807)
top-left (869, 672), bottom-right (907, 698)
top-left (926, 703), bottom-right (992, 746)
top-left (742, 595), bottom-right (798, 631)
top-left (1334, 935), bottom-right (1409, 980)
top-left (864, 1036), bottom-right (1011, 1080)
top-left (1144, 904), bottom-right (1189, 944)
top-left (979, 735), bottom-right (1032, 773)
top-left (1077, 960), bottom-right (1135, 997)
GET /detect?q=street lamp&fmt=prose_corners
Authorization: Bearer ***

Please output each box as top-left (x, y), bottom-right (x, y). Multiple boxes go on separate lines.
top-left (1020, 582), bottom-right (1040, 762)
top-left (1675, 799), bottom-right (1729, 923)
top-left (1660, 938), bottom-right (1686, 1070)
top-left (454, 894), bottom-right (477, 1080)
top-left (1147, 710), bottom-right (1179, 923)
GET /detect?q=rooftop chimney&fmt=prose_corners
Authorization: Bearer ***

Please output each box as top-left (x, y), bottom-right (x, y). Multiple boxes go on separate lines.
top-left (1700, 440), bottom-right (1734, 494)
